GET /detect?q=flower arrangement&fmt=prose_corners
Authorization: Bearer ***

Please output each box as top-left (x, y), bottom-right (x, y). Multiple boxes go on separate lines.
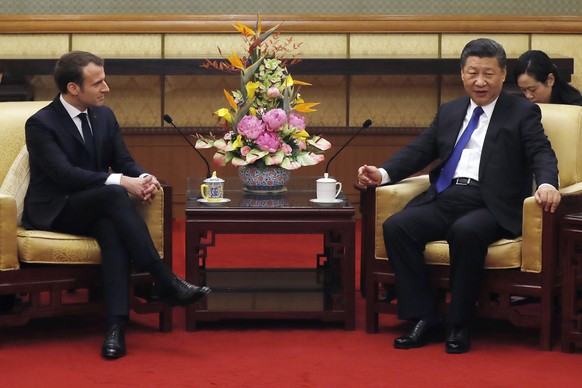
top-left (195, 18), bottom-right (331, 170)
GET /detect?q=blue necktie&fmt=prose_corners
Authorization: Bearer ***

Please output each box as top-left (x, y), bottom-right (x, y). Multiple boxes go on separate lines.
top-left (435, 106), bottom-right (484, 193)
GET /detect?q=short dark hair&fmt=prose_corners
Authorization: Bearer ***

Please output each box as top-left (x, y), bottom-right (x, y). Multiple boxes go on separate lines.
top-left (460, 38), bottom-right (507, 69)
top-left (54, 51), bottom-right (104, 94)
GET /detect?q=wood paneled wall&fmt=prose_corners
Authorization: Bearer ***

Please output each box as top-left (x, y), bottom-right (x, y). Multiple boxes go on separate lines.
top-left (2, 14), bottom-right (582, 216)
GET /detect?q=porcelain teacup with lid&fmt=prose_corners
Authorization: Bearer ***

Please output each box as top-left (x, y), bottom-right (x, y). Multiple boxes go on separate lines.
top-left (200, 171), bottom-right (225, 202)
top-left (316, 173), bottom-right (342, 201)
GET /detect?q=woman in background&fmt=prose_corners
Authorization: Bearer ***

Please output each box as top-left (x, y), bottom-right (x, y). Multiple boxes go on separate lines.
top-left (514, 50), bottom-right (582, 105)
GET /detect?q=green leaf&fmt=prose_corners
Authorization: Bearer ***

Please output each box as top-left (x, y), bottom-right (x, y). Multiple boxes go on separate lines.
top-left (242, 56), bottom-right (265, 85)
top-left (258, 23), bottom-right (281, 43)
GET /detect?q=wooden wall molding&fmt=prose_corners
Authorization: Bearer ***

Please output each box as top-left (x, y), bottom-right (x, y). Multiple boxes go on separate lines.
top-left (1, 14), bottom-right (582, 34)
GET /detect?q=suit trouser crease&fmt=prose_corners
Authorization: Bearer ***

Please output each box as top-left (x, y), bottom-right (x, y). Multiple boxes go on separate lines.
top-left (382, 185), bottom-right (505, 325)
top-left (90, 217), bottom-right (132, 317)
top-left (51, 185), bottom-right (161, 318)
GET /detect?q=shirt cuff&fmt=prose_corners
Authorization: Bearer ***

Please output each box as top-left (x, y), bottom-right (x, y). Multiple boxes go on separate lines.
top-left (106, 173), bottom-right (153, 186)
top-left (379, 168), bottom-right (390, 185)
top-left (105, 173), bottom-right (122, 185)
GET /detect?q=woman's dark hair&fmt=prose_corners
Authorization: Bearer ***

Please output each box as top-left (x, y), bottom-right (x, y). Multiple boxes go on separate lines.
top-left (53, 51), bottom-right (104, 94)
top-left (514, 50), bottom-right (582, 105)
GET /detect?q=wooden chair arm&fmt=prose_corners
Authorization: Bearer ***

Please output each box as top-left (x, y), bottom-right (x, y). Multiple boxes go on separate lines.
top-left (0, 194), bottom-right (19, 270)
top-left (132, 183), bottom-right (173, 268)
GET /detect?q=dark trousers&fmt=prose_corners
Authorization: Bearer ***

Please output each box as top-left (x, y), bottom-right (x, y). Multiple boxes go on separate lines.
top-left (51, 185), bottom-right (161, 319)
top-left (382, 185), bottom-right (506, 325)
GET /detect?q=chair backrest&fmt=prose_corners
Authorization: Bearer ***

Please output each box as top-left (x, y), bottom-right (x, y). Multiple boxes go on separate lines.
top-left (538, 103), bottom-right (582, 188)
top-left (0, 101), bottom-right (49, 185)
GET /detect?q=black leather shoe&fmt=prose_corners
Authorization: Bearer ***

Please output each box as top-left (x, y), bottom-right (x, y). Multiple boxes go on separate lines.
top-left (446, 324), bottom-right (471, 354)
top-left (394, 320), bottom-right (444, 349)
top-left (101, 323), bottom-right (126, 359)
top-left (160, 277), bottom-right (211, 306)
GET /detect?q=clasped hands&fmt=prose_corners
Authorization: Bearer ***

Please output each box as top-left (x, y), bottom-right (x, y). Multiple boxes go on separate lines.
top-left (121, 174), bottom-right (161, 204)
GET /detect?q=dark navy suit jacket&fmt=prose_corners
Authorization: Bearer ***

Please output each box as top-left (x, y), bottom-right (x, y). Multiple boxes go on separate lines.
top-left (381, 91), bottom-right (559, 236)
top-left (23, 96), bottom-right (145, 230)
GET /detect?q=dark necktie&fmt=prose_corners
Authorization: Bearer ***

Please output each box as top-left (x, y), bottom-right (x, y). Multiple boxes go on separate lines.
top-left (78, 112), bottom-right (96, 167)
top-left (435, 106), bottom-right (484, 193)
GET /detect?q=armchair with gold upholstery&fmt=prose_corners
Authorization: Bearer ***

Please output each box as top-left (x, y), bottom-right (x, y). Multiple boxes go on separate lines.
top-left (360, 103), bottom-right (582, 350)
top-left (0, 101), bottom-right (173, 332)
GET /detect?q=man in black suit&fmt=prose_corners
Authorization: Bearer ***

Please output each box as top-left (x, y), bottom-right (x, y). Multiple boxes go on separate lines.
top-left (23, 51), bottom-right (211, 359)
top-left (357, 38), bottom-right (561, 354)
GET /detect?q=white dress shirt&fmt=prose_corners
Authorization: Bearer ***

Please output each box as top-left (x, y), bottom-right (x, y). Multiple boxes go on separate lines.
top-left (379, 99), bottom-right (496, 185)
top-left (451, 99), bottom-right (496, 181)
top-left (59, 95), bottom-right (129, 185)
top-left (379, 97), bottom-right (555, 191)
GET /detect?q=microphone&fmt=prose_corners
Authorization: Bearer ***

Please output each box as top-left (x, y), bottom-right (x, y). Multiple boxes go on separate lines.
top-left (163, 114), bottom-right (211, 178)
top-left (325, 119), bottom-right (372, 175)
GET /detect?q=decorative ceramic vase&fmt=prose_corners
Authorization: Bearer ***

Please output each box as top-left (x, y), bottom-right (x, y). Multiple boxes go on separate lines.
top-left (238, 165), bottom-right (291, 193)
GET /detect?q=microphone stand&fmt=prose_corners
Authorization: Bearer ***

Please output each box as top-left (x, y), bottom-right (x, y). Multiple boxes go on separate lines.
top-left (324, 119), bottom-right (372, 176)
top-left (163, 114), bottom-right (211, 178)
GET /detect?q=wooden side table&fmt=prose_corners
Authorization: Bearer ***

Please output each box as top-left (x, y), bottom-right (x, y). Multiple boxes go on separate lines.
top-left (184, 177), bottom-right (356, 331)
top-left (560, 212), bottom-right (582, 353)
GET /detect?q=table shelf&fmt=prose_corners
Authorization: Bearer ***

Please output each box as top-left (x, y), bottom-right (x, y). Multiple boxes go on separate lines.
top-left (185, 177), bottom-right (355, 330)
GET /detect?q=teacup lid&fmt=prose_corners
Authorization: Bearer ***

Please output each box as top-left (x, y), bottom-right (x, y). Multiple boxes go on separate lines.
top-left (204, 171), bottom-right (224, 183)
top-left (317, 172), bottom-right (336, 182)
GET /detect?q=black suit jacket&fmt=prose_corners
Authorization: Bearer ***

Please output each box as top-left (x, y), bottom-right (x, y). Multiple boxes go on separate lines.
top-left (381, 91), bottom-right (559, 236)
top-left (23, 96), bottom-right (145, 230)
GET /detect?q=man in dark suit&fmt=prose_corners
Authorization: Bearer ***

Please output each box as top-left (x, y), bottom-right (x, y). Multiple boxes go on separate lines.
top-left (357, 38), bottom-right (561, 354)
top-left (23, 51), bottom-right (211, 359)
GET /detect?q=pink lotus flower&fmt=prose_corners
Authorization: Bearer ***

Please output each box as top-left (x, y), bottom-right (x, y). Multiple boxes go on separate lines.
top-left (237, 115), bottom-right (265, 140)
top-left (256, 131), bottom-right (281, 153)
top-left (267, 87), bottom-right (280, 98)
top-left (281, 143), bottom-right (293, 156)
top-left (288, 112), bottom-right (305, 129)
top-left (296, 139), bottom-right (307, 151)
top-left (262, 108), bottom-right (287, 131)
top-left (200, 19), bottom-right (331, 171)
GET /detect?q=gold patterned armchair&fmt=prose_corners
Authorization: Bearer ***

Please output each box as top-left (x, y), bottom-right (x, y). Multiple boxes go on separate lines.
top-left (359, 103), bottom-right (582, 350)
top-left (0, 101), bottom-right (173, 331)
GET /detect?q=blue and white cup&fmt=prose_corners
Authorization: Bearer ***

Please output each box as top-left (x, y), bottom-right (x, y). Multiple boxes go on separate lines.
top-left (200, 171), bottom-right (225, 202)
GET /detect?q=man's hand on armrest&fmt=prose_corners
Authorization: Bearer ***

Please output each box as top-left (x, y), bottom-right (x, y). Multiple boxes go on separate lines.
top-left (357, 165), bottom-right (384, 188)
top-left (535, 184), bottom-right (561, 213)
